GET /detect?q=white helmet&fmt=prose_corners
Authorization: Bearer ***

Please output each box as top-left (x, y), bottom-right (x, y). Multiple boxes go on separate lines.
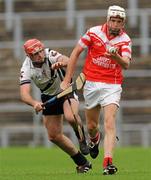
top-left (107, 5), bottom-right (126, 21)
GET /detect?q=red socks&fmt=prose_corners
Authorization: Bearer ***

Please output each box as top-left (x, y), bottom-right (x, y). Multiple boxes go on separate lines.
top-left (90, 132), bottom-right (100, 144)
top-left (103, 157), bottom-right (112, 168)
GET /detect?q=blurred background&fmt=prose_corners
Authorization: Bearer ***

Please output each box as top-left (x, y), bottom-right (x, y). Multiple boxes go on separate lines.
top-left (0, 0), bottom-right (151, 148)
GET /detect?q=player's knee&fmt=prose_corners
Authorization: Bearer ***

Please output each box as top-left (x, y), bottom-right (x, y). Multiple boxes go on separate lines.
top-left (48, 133), bottom-right (61, 143)
top-left (64, 113), bottom-right (76, 123)
top-left (87, 121), bottom-right (98, 132)
top-left (104, 118), bottom-right (115, 132)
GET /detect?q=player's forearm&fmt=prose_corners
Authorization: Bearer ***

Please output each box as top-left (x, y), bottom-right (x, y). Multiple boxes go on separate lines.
top-left (21, 92), bottom-right (43, 113)
top-left (20, 84), bottom-right (36, 107)
top-left (20, 92), bottom-right (36, 107)
top-left (64, 45), bottom-right (82, 83)
top-left (115, 54), bottom-right (130, 69)
top-left (23, 98), bottom-right (35, 107)
top-left (58, 55), bottom-right (69, 67)
top-left (64, 59), bottom-right (76, 83)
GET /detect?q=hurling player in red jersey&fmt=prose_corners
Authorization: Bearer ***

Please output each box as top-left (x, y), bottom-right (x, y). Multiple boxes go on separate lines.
top-left (61, 5), bottom-right (132, 175)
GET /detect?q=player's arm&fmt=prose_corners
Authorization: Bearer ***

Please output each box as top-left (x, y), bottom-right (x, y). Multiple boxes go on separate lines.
top-left (51, 55), bottom-right (69, 69)
top-left (60, 44), bottom-right (84, 89)
top-left (49, 49), bottom-right (69, 70)
top-left (106, 41), bottom-right (132, 69)
top-left (20, 83), bottom-right (43, 112)
top-left (105, 48), bottom-right (131, 69)
top-left (111, 53), bottom-right (130, 69)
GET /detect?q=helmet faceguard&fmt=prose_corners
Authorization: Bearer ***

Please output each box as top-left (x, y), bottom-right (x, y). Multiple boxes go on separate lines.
top-left (107, 6), bottom-right (126, 36)
top-left (107, 5), bottom-right (126, 21)
top-left (23, 39), bottom-right (44, 56)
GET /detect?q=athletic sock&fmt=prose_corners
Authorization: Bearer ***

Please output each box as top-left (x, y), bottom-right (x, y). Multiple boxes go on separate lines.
top-left (103, 157), bottom-right (112, 168)
top-left (90, 131), bottom-right (100, 144)
top-left (71, 151), bottom-right (87, 166)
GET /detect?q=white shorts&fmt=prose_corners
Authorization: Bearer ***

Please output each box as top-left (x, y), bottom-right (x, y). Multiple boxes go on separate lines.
top-left (83, 81), bottom-right (122, 109)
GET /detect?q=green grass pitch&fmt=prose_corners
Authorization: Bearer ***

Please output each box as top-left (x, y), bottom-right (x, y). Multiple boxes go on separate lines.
top-left (0, 147), bottom-right (151, 180)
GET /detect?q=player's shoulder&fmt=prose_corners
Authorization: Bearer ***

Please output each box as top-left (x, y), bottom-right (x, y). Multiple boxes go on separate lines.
top-left (45, 48), bottom-right (62, 64)
top-left (20, 57), bottom-right (31, 73)
top-left (45, 48), bottom-right (60, 57)
top-left (22, 56), bottom-right (31, 66)
top-left (122, 31), bottom-right (131, 42)
top-left (88, 25), bottom-right (102, 34)
top-left (44, 48), bottom-right (51, 58)
top-left (89, 25), bottom-right (102, 33)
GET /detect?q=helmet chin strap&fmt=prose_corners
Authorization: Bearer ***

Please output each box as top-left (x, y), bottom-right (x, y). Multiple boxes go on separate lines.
top-left (109, 28), bottom-right (120, 36)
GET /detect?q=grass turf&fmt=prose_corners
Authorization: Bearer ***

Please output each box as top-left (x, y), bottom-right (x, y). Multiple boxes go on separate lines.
top-left (0, 147), bottom-right (151, 180)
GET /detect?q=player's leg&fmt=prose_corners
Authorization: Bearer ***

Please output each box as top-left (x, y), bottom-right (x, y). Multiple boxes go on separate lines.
top-left (85, 105), bottom-right (102, 159)
top-left (83, 80), bottom-right (102, 159)
top-left (43, 115), bottom-right (92, 173)
top-left (101, 83), bottom-right (122, 175)
top-left (63, 97), bottom-right (89, 155)
top-left (43, 115), bottom-right (75, 154)
top-left (102, 104), bottom-right (118, 175)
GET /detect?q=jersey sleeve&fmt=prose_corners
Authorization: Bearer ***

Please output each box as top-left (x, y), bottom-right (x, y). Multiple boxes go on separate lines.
top-left (121, 39), bottom-right (132, 59)
top-left (48, 49), bottom-right (62, 64)
top-left (19, 58), bottom-right (31, 85)
top-left (78, 28), bottom-right (92, 48)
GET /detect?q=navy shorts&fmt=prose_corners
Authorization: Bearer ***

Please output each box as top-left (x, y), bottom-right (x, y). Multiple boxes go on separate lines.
top-left (41, 93), bottom-right (75, 115)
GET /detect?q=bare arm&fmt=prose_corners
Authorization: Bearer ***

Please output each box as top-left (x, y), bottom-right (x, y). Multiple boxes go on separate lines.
top-left (20, 84), bottom-right (43, 112)
top-left (105, 50), bottom-right (130, 69)
top-left (51, 55), bottom-right (69, 69)
top-left (58, 55), bottom-right (69, 66)
top-left (113, 54), bottom-right (130, 69)
top-left (61, 44), bottom-right (84, 89)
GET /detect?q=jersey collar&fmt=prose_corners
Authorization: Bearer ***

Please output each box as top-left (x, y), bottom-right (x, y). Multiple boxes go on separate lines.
top-left (101, 23), bottom-right (124, 40)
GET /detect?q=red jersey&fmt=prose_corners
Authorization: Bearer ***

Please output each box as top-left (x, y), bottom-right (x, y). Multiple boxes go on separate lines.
top-left (79, 23), bottom-right (132, 84)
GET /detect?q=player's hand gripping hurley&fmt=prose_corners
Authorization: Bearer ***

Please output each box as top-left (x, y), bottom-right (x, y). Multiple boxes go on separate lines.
top-left (42, 72), bottom-right (85, 107)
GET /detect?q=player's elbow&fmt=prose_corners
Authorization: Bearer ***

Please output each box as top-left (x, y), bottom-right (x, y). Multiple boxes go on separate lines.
top-left (20, 90), bottom-right (29, 104)
top-left (20, 93), bottom-right (26, 103)
top-left (123, 64), bottom-right (129, 70)
top-left (122, 58), bottom-right (130, 69)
